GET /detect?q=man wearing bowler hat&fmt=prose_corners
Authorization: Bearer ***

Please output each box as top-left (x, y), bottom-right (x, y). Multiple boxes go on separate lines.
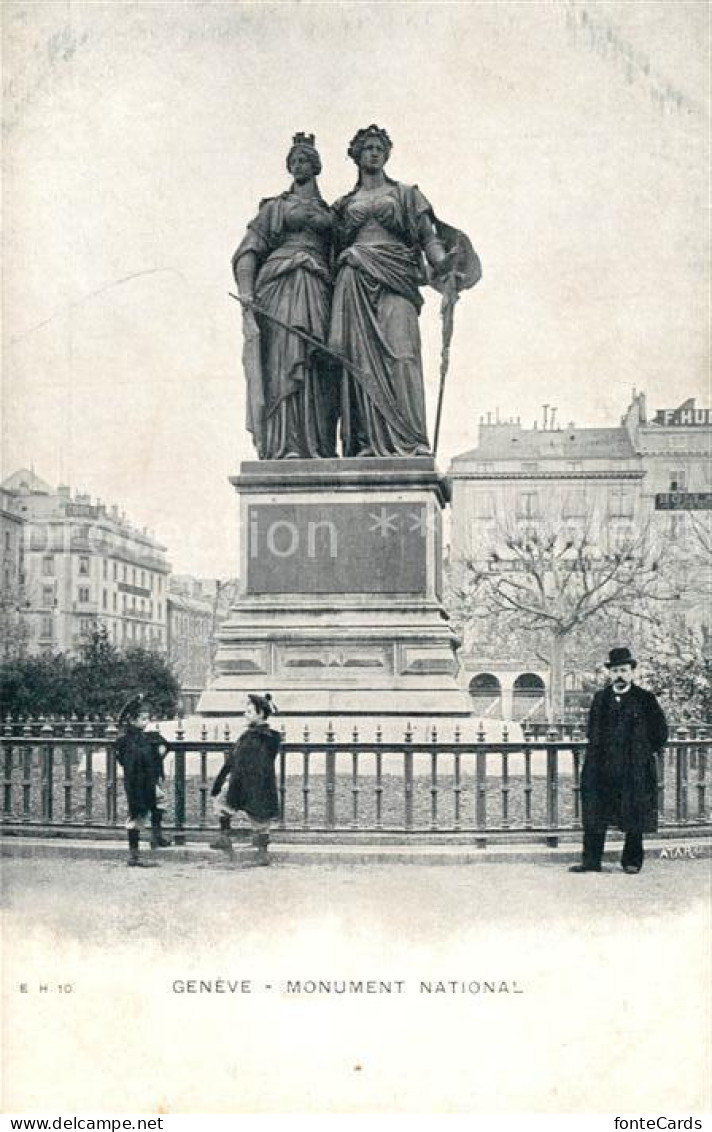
top-left (570, 646), bottom-right (668, 875)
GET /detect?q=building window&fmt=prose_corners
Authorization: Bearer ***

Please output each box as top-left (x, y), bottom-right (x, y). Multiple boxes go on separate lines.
top-left (78, 586), bottom-right (91, 603)
top-left (42, 555), bottom-right (54, 576)
top-left (113, 562), bottom-right (118, 581)
top-left (669, 515), bottom-right (683, 541)
top-left (103, 559), bottom-right (108, 580)
top-left (473, 492), bottom-right (494, 519)
top-left (609, 489), bottom-right (634, 519)
top-left (123, 565), bottom-right (127, 582)
top-left (42, 585), bottom-right (54, 606)
top-left (102, 589), bottom-right (108, 610)
top-left (123, 593), bottom-right (127, 611)
top-left (669, 469), bottom-right (687, 491)
top-left (516, 492), bottom-right (539, 519)
top-left (40, 615), bottom-right (53, 638)
top-left (4, 531), bottom-right (10, 550)
top-left (78, 556), bottom-right (90, 575)
top-left (79, 617), bottom-right (94, 635)
top-left (132, 567), bottom-right (137, 585)
top-left (610, 524), bottom-right (633, 551)
top-left (563, 490), bottom-right (586, 519)
top-left (141, 570), bottom-right (145, 587)
top-left (113, 593), bottom-right (118, 611)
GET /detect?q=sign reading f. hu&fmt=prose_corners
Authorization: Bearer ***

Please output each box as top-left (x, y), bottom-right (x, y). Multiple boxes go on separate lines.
top-left (654, 398), bottom-right (712, 426)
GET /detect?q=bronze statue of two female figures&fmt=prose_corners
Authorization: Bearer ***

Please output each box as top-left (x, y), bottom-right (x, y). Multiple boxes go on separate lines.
top-left (232, 126), bottom-right (481, 460)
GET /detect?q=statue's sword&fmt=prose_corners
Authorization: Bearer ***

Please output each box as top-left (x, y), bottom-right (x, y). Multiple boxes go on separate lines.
top-left (229, 292), bottom-right (372, 383)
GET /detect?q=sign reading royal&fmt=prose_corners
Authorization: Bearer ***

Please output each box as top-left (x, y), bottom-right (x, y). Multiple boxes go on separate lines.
top-left (246, 502), bottom-right (429, 594)
top-left (654, 398), bottom-right (711, 427)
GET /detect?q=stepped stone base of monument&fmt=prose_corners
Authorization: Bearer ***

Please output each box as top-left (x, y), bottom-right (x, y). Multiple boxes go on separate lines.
top-left (198, 457), bottom-right (472, 719)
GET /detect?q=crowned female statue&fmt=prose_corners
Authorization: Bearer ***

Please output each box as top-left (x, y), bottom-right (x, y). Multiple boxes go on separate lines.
top-left (232, 133), bottom-right (337, 459)
top-left (329, 124), bottom-right (480, 458)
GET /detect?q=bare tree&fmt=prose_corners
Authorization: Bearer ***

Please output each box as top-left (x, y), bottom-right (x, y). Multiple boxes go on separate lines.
top-left (449, 512), bottom-right (678, 720)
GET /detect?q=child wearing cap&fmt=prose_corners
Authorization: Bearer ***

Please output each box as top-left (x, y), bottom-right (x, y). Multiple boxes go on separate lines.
top-left (115, 695), bottom-right (173, 867)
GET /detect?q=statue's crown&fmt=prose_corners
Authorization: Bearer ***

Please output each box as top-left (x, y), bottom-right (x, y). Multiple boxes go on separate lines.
top-left (292, 132), bottom-right (316, 147)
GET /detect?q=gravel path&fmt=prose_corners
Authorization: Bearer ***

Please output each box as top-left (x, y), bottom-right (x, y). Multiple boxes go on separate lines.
top-left (2, 852), bottom-right (710, 1113)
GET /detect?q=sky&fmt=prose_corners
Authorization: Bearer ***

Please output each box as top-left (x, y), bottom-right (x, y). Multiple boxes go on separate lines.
top-left (3, 0), bottom-right (709, 576)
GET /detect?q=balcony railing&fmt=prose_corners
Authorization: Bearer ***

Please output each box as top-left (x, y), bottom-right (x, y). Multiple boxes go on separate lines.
top-left (1, 718), bottom-right (710, 845)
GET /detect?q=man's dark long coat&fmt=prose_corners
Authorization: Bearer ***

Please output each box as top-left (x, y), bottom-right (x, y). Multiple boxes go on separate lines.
top-left (115, 726), bottom-right (168, 820)
top-left (211, 722), bottom-right (281, 822)
top-left (581, 683), bottom-right (668, 833)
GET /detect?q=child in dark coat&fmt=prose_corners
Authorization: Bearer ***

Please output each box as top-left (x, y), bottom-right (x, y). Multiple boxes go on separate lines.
top-left (115, 695), bottom-right (172, 867)
top-left (210, 693), bottom-right (281, 865)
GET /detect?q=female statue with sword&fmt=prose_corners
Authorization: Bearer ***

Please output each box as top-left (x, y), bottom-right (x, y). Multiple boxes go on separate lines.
top-left (232, 133), bottom-right (338, 459)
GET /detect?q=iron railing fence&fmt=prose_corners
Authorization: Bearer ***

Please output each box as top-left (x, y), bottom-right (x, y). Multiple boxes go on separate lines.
top-left (1, 717), bottom-right (710, 846)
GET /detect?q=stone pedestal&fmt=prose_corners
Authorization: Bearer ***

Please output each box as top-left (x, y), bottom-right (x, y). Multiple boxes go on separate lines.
top-left (199, 457), bottom-right (471, 719)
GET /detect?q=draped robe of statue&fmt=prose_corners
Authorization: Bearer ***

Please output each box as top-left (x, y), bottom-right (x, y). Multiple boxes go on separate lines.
top-left (329, 180), bottom-right (479, 458)
top-left (233, 191), bottom-right (337, 459)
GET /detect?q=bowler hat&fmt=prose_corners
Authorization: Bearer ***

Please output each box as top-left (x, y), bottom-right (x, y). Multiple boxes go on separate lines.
top-left (604, 647), bottom-right (637, 669)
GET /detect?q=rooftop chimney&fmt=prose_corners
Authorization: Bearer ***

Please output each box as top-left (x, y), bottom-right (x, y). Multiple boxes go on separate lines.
top-left (542, 404), bottom-right (549, 430)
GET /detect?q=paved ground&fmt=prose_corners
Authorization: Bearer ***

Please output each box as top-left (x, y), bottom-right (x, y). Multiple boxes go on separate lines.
top-left (2, 845), bottom-right (711, 1114)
